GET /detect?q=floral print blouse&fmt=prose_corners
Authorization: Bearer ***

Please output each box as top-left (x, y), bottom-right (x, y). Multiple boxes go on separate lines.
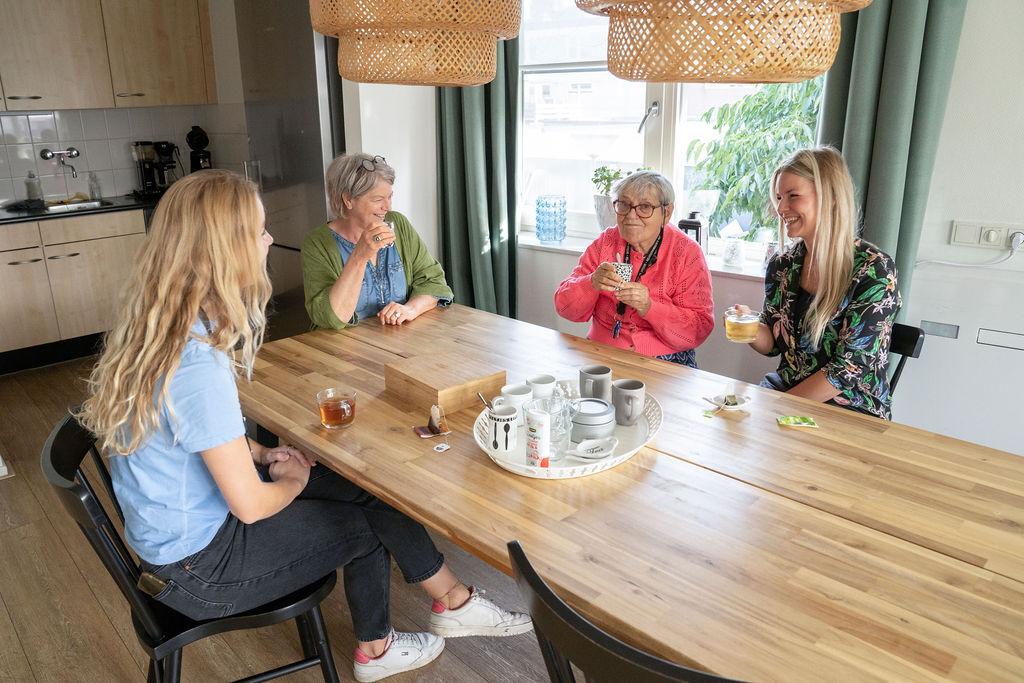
top-left (760, 240), bottom-right (902, 419)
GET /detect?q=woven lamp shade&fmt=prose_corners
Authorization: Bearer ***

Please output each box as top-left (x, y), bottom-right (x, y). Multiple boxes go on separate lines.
top-left (577, 0), bottom-right (872, 84)
top-left (310, 0), bottom-right (521, 86)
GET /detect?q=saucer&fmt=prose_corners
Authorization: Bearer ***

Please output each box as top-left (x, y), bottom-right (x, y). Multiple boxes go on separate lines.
top-left (710, 394), bottom-right (750, 411)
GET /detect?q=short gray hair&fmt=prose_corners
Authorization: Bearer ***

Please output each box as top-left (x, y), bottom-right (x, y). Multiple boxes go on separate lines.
top-left (325, 153), bottom-right (396, 218)
top-left (612, 170), bottom-right (675, 206)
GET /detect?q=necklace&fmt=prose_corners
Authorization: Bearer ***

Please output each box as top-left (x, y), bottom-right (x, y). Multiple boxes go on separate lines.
top-left (612, 226), bottom-right (664, 339)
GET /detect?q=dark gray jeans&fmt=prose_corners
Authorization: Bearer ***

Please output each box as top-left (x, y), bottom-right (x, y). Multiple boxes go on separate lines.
top-left (141, 466), bottom-right (444, 641)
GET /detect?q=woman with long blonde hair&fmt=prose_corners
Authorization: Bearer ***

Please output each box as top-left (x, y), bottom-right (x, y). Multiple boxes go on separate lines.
top-left (729, 147), bottom-right (902, 419)
top-left (78, 170), bottom-right (530, 682)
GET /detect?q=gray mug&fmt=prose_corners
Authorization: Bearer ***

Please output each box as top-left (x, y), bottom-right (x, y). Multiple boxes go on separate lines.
top-left (612, 379), bottom-right (645, 426)
top-left (579, 364), bottom-right (612, 402)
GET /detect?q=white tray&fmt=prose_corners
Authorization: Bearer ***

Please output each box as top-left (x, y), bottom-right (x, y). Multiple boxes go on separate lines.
top-left (473, 394), bottom-right (662, 479)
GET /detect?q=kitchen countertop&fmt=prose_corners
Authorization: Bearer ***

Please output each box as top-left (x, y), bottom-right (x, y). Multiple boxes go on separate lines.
top-left (0, 194), bottom-right (158, 226)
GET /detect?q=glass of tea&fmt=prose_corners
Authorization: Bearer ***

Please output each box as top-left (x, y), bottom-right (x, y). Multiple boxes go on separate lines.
top-left (724, 308), bottom-right (761, 343)
top-left (316, 388), bottom-right (356, 429)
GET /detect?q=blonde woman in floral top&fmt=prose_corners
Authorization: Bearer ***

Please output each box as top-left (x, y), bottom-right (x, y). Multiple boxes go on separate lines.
top-left (730, 147), bottom-right (902, 419)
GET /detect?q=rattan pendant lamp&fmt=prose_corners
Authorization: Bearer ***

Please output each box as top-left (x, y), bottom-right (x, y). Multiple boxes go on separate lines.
top-left (309, 0), bottom-right (521, 86)
top-left (576, 0), bottom-right (872, 83)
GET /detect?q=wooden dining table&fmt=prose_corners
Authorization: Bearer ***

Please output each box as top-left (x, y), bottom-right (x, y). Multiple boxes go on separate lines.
top-left (238, 304), bottom-right (1024, 682)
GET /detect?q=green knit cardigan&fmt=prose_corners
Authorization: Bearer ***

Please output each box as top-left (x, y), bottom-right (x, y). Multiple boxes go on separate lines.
top-left (301, 211), bottom-right (454, 329)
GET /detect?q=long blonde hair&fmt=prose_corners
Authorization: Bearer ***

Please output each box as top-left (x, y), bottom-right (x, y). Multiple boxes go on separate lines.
top-left (770, 146), bottom-right (857, 350)
top-left (78, 170), bottom-right (271, 455)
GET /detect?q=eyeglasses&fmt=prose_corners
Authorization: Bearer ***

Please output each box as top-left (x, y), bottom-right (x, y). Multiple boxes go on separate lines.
top-left (612, 200), bottom-right (664, 219)
top-left (359, 155), bottom-right (387, 173)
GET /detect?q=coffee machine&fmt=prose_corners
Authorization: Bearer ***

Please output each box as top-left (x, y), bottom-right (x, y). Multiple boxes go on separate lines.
top-left (186, 126), bottom-right (212, 172)
top-left (133, 140), bottom-right (179, 198)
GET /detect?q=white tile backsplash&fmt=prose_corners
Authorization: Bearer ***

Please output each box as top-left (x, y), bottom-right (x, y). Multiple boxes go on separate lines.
top-left (92, 169), bottom-right (115, 197)
top-left (109, 138), bottom-right (134, 169)
top-left (128, 108), bottom-right (153, 138)
top-left (28, 113), bottom-right (57, 143)
top-left (1, 115), bottom-right (31, 144)
top-left (40, 174), bottom-right (68, 199)
top-left (85, 139), bottom-right (113, 171)
top-left (81, 109), bottom-right (108, 140)
top-left (33, 143), bottom-right (60, 175)
top-left (8, 144), bottom-right (36, 177)
top-left (0, 147), bottom-right (9, 179)
top-left (0, 178), bottom-right (14, 203)
top-left (55, 110), bottom-right (84, 141)
top-left (105, 109), bottom-right (130, 138)
top-left (113, 168), bottom-right (136, 196)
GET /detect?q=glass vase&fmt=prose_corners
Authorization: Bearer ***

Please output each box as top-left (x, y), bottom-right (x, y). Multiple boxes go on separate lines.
top-left (535, 195), bottom-right (567, 244)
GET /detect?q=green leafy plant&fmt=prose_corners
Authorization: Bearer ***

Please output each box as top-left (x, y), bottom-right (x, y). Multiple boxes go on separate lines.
top-left (591, 165), bottom-right (651, 196)
top-left (687, 77), bottom-right (824, 240)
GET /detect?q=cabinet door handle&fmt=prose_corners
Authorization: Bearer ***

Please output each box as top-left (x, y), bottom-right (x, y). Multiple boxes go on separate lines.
top-left (115, 92), bottom-right (146, 98)
top-left (6, 95), bottom-right (43, 100)
top-left (46, 252), bottom-right (81, 260)
top-left (7, 258), bottom-right (44, 265)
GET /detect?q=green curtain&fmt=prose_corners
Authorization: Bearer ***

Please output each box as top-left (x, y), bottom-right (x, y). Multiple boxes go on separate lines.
top-left (437, 40), bottom-right (519, 317)
top-left (818, 0), bottom-right (967, 302)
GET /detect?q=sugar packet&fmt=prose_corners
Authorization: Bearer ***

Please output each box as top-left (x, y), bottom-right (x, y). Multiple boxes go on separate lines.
top-left (777, 415), bottom-right (818, 428)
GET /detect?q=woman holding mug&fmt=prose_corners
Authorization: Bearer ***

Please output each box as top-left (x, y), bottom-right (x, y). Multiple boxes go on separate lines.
top-left (731, 147), bottom-right (902, 419)
top-left (302, 153), bottom-right (453, 329)
top-left (554, 171), bottom-right (714, 368)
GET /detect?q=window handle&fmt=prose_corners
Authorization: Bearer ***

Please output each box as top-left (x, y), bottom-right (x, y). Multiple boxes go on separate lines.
top-left (637, 100), bottom-right (660, 134)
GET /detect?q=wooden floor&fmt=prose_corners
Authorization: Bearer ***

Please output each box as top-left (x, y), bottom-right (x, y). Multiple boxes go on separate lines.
top-left (0, 358), bottom-right (548, 682)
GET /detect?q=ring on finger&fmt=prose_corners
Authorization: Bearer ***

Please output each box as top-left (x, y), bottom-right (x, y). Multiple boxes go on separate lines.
top-left (374, 235), bottom-right (383, 242)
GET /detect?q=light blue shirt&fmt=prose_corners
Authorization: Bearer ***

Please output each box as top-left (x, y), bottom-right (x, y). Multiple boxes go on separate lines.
top-left (331, 232), bottom-right (408, 322)
top-left (109, 321), bottom-right (243, 565)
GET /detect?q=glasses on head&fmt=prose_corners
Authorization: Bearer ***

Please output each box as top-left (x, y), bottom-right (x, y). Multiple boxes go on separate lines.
top-left (612, 200), bottom-right (663, 219)
top-left (359, 155), bottom-right (387, 173)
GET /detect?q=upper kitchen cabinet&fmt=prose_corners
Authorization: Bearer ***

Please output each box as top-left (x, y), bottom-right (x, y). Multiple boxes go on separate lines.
top-left (0, 0), bottom-right (115, 110)
top-left (102, 0), bottom-right (212, 107)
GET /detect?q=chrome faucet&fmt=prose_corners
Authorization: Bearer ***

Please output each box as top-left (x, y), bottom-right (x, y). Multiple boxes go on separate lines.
top-left (40, 147), bottom-right (80, 179)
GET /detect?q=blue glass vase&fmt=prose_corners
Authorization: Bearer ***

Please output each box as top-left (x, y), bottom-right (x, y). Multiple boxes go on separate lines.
top-left (535, 195), bottom-right (566, 244)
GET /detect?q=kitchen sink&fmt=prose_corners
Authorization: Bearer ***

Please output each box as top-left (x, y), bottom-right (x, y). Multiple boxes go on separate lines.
top-left (44, 200), bottom-right (113, 214)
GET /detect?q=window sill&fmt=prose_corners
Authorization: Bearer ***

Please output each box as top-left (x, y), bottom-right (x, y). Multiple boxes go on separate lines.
top-left (518, 232), bottom-right (766, 281)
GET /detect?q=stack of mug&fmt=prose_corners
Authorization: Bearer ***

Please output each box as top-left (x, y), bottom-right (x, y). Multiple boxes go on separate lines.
top-left (484, 367), bottom-right (647, 468)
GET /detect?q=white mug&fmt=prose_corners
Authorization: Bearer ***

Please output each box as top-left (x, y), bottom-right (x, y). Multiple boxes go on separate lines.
top-left (486, 405), bottom-right (519, 455)
top-left (492, 383), bottom-right (533, 426)
top-left (527, 374), bottom-right (557, 399)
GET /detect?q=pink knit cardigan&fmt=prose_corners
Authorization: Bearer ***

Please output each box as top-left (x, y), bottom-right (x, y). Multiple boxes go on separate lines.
top-left (554, 225), bottom-right (714, 358)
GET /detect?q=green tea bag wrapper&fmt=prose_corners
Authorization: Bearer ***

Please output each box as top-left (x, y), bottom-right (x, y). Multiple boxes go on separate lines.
top-left (777, 415), bottom-right (818, 428)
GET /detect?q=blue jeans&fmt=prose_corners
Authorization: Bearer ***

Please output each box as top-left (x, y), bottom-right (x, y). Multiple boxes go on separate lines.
top-left (141, 466), bottom-right (444, 641)
top-left (656, 349), bottom-right (697, 369)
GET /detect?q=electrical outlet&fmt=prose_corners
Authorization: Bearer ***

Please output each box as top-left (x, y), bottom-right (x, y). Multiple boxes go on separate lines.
top-left (949, 221), bottom-right (1023, 249)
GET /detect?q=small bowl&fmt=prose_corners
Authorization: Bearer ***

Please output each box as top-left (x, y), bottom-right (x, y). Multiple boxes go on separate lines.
top-left (710, 394), bottom-right (750, 411)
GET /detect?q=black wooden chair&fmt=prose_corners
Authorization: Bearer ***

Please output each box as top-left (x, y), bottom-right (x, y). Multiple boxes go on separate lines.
top-left (889, 323), bottom-right (925, 394)
top-left (507, 541), bottom-right (741, 683)
top-left (40, 412), bottom-right (341, 683)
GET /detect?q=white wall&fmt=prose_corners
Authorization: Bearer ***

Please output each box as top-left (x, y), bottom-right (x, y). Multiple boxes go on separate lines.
top-left (890, 0), bottom-right (1024, 454)
top-left (342, 83), bottom-right (440, 257)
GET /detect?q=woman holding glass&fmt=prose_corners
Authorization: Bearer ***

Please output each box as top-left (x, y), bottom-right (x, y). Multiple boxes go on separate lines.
top-left (554, 171), bottom-right (714, 368)
top-left (302, 153), bottom-right (453, 329)
top-left (729, 147), bottom-right (902, 419)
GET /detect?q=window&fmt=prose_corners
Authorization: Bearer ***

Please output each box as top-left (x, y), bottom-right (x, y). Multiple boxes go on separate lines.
top-left (518, 1), bottom-right (824, 252)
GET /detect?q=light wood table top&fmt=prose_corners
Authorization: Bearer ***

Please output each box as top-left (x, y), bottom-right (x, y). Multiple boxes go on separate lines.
top-left (238, 305), bottom-right (1024, 681)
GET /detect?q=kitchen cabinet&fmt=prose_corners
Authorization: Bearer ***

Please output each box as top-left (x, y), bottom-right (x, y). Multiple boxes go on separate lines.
top-left (0, 210), bottom-right (145, 352)
top-left (0, 0), bottom-right (115, 110)
top-left (0, 222), bottom-right (60, 353)
top-left (102, 0), bottom-right (210, 107)
top-left (41, 210), bottom-right (145, 339)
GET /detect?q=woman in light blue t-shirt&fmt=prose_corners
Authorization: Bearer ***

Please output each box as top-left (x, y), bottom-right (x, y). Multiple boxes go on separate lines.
top-left (77, 170), bottom-right (531, 683)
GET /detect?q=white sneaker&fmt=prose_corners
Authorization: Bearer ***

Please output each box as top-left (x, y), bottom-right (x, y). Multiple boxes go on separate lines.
top-left (353, 630), bottom-right (444, 682)
top-left (429, 587), bottom-right (534, 638)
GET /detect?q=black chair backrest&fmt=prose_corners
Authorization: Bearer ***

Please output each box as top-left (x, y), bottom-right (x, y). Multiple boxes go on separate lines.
top-left (888, 323), bottom-right (925, 394)
top-left (507, 541), bottom-right (740, 683)
top-left (40, 412), bottom-right (166, 641)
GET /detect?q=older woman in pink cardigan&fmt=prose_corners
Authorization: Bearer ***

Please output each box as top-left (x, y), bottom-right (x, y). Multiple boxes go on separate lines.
top-left (554, 171), bottom-right (714, 368)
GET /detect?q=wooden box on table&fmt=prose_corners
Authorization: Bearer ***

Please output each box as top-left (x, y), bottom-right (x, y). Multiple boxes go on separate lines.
top-left (384, 352), bottom-right (506, 415)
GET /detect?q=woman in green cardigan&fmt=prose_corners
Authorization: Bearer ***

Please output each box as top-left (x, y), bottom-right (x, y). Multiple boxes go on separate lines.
top-left (302, 153), bottom-right (453, 329)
